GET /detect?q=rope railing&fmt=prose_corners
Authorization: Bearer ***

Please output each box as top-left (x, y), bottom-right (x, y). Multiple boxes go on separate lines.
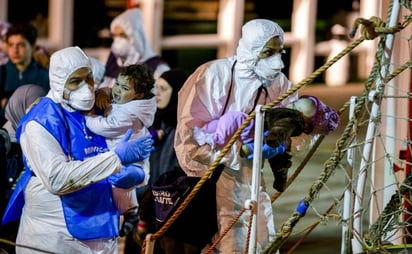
top-left (0, 239), bottom-right (56, 254)
top-left (366, 174), bottom-right (412, 250)
top-left (261, 10), bottom-right (412, 251)
top-left (0, 4), bottom-right (410, 254)
top-left (142, 13), bottom-right (411, 253)
top-left (1, 12), bottom-right (408, 254)
top-left (261, 56), bottom-right (412, 253)
top-left (264, 60), bottom-right (412, 253)
top-left (143, 15), bottom-right (374, 254)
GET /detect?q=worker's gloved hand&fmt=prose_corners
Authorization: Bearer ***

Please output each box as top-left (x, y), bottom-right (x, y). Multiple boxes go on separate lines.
top-left (212, 111), bottom-right (248, 148)
top-left (114, 129), bottom-right (154, 164)
top-left (242, 142), bottom-right (286, 160)
top-left (108, 164), bottom-right (145, 189)
top-left (240, 130), bottom-right (285, 159)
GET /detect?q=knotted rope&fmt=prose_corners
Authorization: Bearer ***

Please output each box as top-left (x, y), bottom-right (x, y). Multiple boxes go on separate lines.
top-left (366, 174), bottom-right (412, 251)
top-left (262, 12), bottom-right (412, 252)
top-left (142, 12), bottom-right (411, 254)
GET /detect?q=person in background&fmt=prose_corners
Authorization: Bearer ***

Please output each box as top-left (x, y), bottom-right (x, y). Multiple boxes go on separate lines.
top-left (0, 84), bottom-right (46, 254)
top-left (2, 46), bottom-right (154, 254)
top-left (0, 23), bottom-right (49, 125)
top-left (86, 63), bottom-right (156, 238)
top-left (149, 68), bottom-right (189, 184)
top-left (104, 8), bottom-right (170, 88)
top-left (123, 68), bottom-right (190, 254)
top-left (174, 19), bottom-right (300, 253)
top-left (2, 84), bottom-right (46, 142)
top-left (89, 56), bottom-right (108, 89)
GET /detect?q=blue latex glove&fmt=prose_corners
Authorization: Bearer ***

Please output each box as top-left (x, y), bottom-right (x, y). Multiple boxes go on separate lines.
top-left (242, 130), bottom-right (286, 160)
top-left (245, 142), bottom-right (286, 160)
top-left (108, 164), bottom-right (145, 188)
top-left (114, 129), bottom-right (154, 164)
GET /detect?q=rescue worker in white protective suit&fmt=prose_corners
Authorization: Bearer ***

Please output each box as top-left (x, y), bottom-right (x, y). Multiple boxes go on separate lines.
top-left (104, 8), bottom-right (170, 88)
top-left (89, 56), bottom-right (108, 89)
top-left (4, 46), bottom-right (154, 254)
top-left (174, 19), bottom-right (298, 253)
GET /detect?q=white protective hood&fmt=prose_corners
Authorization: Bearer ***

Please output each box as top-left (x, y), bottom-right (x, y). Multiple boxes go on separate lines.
top-left (47, 46), bottom-right (91, 105)
top-left (89, 56), bottom-right (106, 87)
top-left (236, 19), bottom-right (285, 78)
top-left (110, 8), bottom-right (156, 63)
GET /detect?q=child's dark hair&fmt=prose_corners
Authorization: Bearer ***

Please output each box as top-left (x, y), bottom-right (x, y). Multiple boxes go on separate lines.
top-left (119, 64), bottom-right (155, 99)
top-left (5, 23), bottom-right (38, 46)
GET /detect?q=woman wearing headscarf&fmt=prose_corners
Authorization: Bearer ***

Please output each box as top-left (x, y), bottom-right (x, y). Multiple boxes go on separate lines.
top-left (149, 69), bottom-right (189, 183)
top-left (123, 68), bottom-right (190, 254)
top-left (104, 8), bottom-right (170, 87)
top-left (174, 19), bottom-right (299, 253)
top-left (89, 56), bottom-right (107, 89)
top-left (3, 84), bottom-right (47, 142)
top-left (2, 46), bottom-right (154, 254)
top-left (0, 84), bottom-right (46, 254)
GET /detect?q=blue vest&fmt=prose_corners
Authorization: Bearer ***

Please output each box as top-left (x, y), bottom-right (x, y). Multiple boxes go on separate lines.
top-left (3, 97), bottom-right (119, 240)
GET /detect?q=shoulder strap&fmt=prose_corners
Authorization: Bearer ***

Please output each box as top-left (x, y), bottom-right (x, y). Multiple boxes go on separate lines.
top-left (221, 60), bottom-right (237, 116)
top-left (249, 85), bottom-right (268, 115)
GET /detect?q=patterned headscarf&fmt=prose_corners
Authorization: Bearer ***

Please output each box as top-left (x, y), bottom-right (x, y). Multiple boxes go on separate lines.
top-left (5, 84), bottom-right (47, 131)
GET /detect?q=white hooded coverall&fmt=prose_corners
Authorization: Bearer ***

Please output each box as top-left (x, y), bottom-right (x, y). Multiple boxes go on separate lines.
top-left (16, 47), bottom-right (123, 254)
top-left (174, 19), bottom-right (298, 253)
top-left (104, 8), bottom-right (170, 87)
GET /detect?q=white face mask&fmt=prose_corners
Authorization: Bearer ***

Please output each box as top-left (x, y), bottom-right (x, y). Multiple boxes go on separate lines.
top-left (254, 53), bottom-right (284, 81)
top-left (111, 37), bottom-right (132, 58)
top-left (124, 46), bottom-right (141, 65)
top-left (65, 81), bottom-right (95, 111)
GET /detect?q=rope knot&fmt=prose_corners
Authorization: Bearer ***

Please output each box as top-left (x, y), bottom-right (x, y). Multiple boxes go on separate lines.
top-left (349, 16), bottom-right (385, 40)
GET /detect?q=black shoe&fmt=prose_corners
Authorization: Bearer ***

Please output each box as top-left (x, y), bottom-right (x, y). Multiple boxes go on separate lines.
top-left (120, 207), bottom-right (139, 237)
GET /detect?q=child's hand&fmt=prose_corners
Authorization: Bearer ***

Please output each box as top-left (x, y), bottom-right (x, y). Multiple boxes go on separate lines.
top-left (95, 87), bottom-right (112, 115)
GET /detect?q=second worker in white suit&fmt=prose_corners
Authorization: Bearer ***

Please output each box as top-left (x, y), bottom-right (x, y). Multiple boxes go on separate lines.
top-left (175, 19), bottom-right (298, 253)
